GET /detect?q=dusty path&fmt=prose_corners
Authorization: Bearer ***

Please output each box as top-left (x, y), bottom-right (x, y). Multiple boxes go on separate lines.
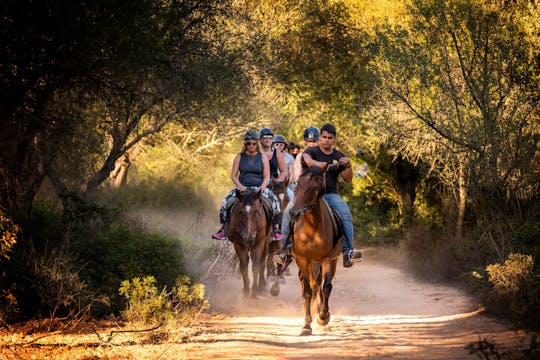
top-left (181, 247), bottom-right (526, 359)
top-left (1, 248), bottom-right (528, 360)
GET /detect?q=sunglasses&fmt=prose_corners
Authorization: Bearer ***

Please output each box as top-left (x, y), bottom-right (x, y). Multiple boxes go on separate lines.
top-left (245, 141), bottom-right (258, 146)
top-left (261, 135), bottom-right (274, 140)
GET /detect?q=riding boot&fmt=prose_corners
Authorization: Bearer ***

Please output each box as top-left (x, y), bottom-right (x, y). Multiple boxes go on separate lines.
top-left (273, 231), bottom-right (293, 267)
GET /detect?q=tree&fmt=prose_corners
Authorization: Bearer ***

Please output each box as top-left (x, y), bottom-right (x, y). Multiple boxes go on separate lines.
top-left (370, 0), bottom-right (540, 243)
top-left (0, 0), bottom-right (249, 216)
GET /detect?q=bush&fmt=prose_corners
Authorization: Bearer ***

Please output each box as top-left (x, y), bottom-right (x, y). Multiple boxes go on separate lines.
top-left (0, 213), bottom-right (19, 262)
top-left (74, 223), bottom-right (186, 315)
top-left (119, 275), bottom-right (208, 326)
top-left (473, 253), bottom-right (540, 330)
top-left (0, 213), bottom-right (19, 324)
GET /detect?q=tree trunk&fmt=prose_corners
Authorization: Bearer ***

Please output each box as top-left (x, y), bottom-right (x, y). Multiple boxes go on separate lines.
top-left (456, 162), bottom-right (467, 243)
top-left (391, 155), bottom-right (420, 226)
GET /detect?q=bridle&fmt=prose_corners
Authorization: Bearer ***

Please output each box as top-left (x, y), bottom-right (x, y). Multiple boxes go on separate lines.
top-left (291, 173), bottom-right (324, 218)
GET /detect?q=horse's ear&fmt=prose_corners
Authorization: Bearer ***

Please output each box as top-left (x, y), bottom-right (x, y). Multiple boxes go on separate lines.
top-left (235, 188), bottom-right (242, 199)
top-left (255, 187), bottom-right (262, 198)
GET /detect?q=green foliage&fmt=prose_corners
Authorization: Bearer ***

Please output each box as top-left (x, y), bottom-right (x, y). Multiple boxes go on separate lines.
top-left (473, 253), bottom-right (540, 330)
top-left (0, 213), bottom-right (19, 262)
top-left (101, 180), bottom-right (213, 211)
top-left (487, 253), bottom-right (534, 294)
top-left (119, 275), bottom-right (208, 325)
top-left (74, 223), bottom-right (185, 315)
top-left (119, 276), bottom-right (171, 325)
top-left (0, 213), bottom-right (19, 322)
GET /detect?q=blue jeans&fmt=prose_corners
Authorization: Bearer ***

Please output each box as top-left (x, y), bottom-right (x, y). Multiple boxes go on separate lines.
top-left (323, 193), bottom-right (354, 253)
top-left (287, 186), bottom-right (294, 203)
top-left (281, 200), bottom-right (294, 249)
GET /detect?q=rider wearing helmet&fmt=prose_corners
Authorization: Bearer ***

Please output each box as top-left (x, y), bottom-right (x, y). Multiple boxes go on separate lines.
top-left (211, 129), bottom-right (281, 240)
top-left (273, 126), bottom-right (320, 266)
top-left (272, 134), bottom-right (295, 201)
top-left (259, 127), bottom-right (288, 241)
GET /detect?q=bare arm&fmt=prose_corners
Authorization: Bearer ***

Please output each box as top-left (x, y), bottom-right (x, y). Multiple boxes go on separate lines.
top-left (291, 153), bottom-right (303, 183)
top-left (287, 159), bottom-right (294, 184)
top-left (274, 150), bottom-right (288, 182)
top-left (302, 152), bottom-right (327, 169)
top-left (260, 155), bottom-right (270, 190)
top-left (230, 154), bottom-right (247, 191)
top-left (338, 156), bottom-right (353, 183)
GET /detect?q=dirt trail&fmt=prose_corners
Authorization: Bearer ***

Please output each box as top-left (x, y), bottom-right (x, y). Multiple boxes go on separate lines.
top-left (1, 248), bottom-right (528, 360)
top-left (188, 247), bottom-right (526, 359)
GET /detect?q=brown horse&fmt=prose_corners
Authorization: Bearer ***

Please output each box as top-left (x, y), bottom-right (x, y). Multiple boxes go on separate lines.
top-left (266, 180), bottom-right (289, 279)
top-left (274, 164), bottom-right (341, 335)
top-left (225, 188), bottom-right (271, 298)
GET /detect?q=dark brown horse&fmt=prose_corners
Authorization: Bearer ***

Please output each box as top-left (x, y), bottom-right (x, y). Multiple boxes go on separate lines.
top-left (273, 164), bottom-right (341, 335)
top-left (225, 188), bottom-right (271, 297)
top-left (266, 180), bottom-right (290, 279)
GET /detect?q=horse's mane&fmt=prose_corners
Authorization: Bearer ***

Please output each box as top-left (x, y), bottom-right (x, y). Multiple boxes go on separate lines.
top-left (301, 165), bottom-right (323, 177)
top-left (241, 190), bottom-right (258, 203)
top-left (236, 189), bottom-right (260, 205)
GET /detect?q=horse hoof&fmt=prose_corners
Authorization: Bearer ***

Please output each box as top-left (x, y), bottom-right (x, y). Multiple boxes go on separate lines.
top-left (270, 283), bottom-right (280, 296)
top-left (319, 325), bottom-right (331, 332)
top-left (317, 313), bottom-right (330, 326)
top-left (300, 327), bottom-right (312, 336)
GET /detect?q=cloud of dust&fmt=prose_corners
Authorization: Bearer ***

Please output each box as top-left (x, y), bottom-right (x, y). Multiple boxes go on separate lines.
top-left (126, 205), bottom-right (302, 317)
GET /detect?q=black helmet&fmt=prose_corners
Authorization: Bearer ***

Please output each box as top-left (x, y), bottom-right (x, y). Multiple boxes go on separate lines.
top-left (303, 126), bottom-right (320, 141)
top-left (272, 134), bottom-right (286, 144)
top-left (244, 129), bottom-right (259, 140)
top-left (259, 127), bottom-right (273, 137)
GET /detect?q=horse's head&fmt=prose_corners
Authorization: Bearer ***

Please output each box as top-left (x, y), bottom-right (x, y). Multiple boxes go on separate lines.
top-left (270, 180), bottom-right (289, 210)
top-left (231, 188), bottom-right (264, 246)
top-left (289, 164), bottom-right (327, 221)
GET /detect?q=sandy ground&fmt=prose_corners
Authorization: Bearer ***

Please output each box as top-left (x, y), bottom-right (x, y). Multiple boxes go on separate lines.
top-left (1, 247), bottom-right (529, 360)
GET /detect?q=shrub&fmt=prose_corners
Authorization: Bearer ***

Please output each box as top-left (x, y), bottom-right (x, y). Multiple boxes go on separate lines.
top-left (0, 213), bottom-right (20, 324)
top-left (0, 213), bottom-right (19, 262)
top-left (474, 253), bottom-right (540, 330)
top-left (466, 335), bottom-right (540, 360)
top-left (74, 223), bottom-right (186, 315)
top-left (119, 275), bottom-right (208, 326)
top-left (487, 253), bottom-right (534, 294)
top-left (119, 276), bottom-right (171, 325)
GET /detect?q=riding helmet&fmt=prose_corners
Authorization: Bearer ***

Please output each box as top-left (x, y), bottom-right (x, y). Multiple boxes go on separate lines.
top-left (259, 127), bottom-right (273, 137)
top-left (244, 129), bottom-right (259, 140)
top-left (303, 126), bottom-right (320, 141)
top-left (272, 134), bottom-right (286, 144)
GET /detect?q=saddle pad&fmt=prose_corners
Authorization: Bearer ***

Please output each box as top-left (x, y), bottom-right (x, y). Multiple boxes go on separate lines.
top-left (322, 198), bottom-right (344, 248)
top-left (260, 196), bottom-right (273, 222)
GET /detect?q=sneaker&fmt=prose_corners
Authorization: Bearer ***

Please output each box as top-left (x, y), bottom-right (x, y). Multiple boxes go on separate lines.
top-left (273, 253), bottom-right (292, 267)
top-left (211, 230), bottom-right (227, 240)
top-left (271, 230), bottom-right (283, 241)
top-left (343, 249), bottom-right (362, 268)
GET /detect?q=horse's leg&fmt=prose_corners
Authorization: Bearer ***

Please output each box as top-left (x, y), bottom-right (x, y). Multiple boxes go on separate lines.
top-left (266, 241), bottom-right (279, 279)
top-left (297, 259), bottom-right (313, 335)
top-left (257, 239), bottom-right (268, 293)
top-left (236, 246), bottom-right (250, 297)
top-left (249, 243), bottom-right (266, 298)
top-left (317, 258), bottom-right (333, 326)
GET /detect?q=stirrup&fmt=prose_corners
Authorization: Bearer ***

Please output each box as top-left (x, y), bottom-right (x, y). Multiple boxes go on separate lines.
top-left (273, 253), bottom-right (292, 266)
